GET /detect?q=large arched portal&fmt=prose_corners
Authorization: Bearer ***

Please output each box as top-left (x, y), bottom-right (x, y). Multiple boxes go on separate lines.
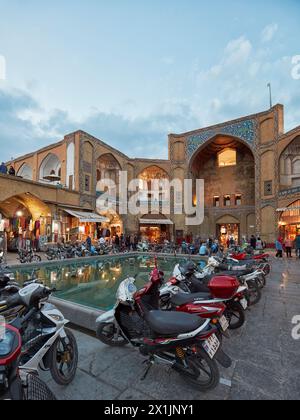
top-left (0, 193), bottom-right (51, 251)
top-left (190, 135), bottom-right (256, 244)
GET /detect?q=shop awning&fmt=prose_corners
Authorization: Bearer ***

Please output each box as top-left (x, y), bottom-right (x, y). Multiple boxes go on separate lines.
top-left (277, 207), bottom-right (300, 212)
top-left (62, 209), bottom-right (109, 223)
top-left (139, 218), bottom-right (174, 225)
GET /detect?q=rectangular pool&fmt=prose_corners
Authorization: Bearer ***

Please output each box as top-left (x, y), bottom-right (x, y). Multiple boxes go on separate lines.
top-left (12, 255), bottom-right (205, 311)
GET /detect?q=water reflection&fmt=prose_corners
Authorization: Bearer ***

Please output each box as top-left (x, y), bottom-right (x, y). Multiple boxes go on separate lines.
top-left (13, 256), bottom-right (198, 311)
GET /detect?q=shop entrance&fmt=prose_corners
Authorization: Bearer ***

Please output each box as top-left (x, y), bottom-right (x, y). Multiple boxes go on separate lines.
top-left (217, 223), bottom-right (240, 247)
top-left (139, 215), bottom-right (173, 243)
top-left (279, 200), bottom-right (300, 240)
top-left (0, 193), bottom-right (51, 251)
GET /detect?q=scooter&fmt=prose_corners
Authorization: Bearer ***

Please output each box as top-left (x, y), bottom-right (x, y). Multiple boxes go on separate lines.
top-left (0, 283), bottom-right (78, 386)
top-left (96, 264), bottom-right (232, 392)
top-left (0, 321), bottom-right (56, 400)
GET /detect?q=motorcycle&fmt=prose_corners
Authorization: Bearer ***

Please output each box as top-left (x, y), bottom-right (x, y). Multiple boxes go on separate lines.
top-left (18, 249), bottom-right (42, 264)
top-left (175, 258), bottom-right (263, 306)
top-left (137, 241), bottom-right (150, 252)
top-left (0, 283), bottom-right (78, 386)
top-left (0, 321), bottom-right (56, 400)
top-left (96, 264), bottom-right (232, 392)
top-left (160, 269), bottom-right (248, 330)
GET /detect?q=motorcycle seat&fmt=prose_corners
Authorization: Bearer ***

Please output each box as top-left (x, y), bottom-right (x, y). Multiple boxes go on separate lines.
top-left (170, 292), bottom-right (212, 307)
top-left (145, 310), bottom-right (205, 336)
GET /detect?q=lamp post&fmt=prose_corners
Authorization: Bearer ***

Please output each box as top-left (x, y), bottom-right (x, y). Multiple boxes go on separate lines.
top-left (267, 83), bottom-right (273, 109)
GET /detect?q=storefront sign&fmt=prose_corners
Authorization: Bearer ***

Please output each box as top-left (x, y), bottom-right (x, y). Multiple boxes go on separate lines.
top-left (279, 186), bottom-right (300, 197)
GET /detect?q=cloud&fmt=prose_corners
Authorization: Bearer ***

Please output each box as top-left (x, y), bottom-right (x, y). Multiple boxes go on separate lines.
top-left (0, 26), bottom-right (299, 163)
top-left (0, 88), bottom-right (201, 161)
top-left (261, 23), bottom-right (278, 43)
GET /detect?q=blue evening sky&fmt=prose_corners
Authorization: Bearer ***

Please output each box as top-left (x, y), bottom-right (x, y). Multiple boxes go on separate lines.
top-left (0, 0), bottom-right (299, 160)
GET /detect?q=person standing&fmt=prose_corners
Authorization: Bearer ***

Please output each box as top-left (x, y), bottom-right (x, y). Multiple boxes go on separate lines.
top-left (250, 235), bottom-right (257, 250)
top-left (115, 234), bottom-right (120, 251)
top-left (275, 238), bottom-right (283, 258)
top-left (86, 235), bottom-right (92, 251)
top-left (296, 234), bottom-right (300, 259)
top-left (256, 237), bottom-right (263, 251)
top-left (8, 166), bottom-right (16, 176)
top-left (0, 162), bottom-right (7, 174)
top-left (284, 237), bottom-right (293, 258)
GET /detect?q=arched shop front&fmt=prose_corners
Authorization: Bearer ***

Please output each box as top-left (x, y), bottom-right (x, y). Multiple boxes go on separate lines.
top-left (278, 200), bottom-right (300, 240)
top-left (0, 193), bottom-right (51, 251)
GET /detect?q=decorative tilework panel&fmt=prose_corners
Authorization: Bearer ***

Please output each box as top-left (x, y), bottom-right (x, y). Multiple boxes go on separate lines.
top-left (187, 119), bottom-right (256, 160)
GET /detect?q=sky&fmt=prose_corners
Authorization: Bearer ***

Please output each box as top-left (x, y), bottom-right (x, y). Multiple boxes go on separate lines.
top-left (0, 0), bottom-right (300, 161)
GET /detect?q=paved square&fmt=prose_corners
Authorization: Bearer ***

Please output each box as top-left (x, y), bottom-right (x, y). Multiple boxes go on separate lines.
top-left (44, 257), bottom-right (300, 400)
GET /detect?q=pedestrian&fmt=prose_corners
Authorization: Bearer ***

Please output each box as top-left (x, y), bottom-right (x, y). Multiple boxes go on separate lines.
top-left (250, 235), bottom-right (257, 250)
top-left (8, 166), bottom-right (16, 176)
top-left (284, 237), bottom-right (293, 258)
top-left (115, 234), bottom-right (120, 251)
top-left (199, 242), bottom-right (207, 256)
top-left (134, 234), bottom-right (138, 251)
top-left (296, 234), bottom-right (300, 259)
top-left (275, 238), bottom-right (283, 258)
top-left (256, 237), bottom-right (263, 251)
top-left (0, 162), bottom-right (7, 174)
top-left (86, 235), bottom-right (92, 251)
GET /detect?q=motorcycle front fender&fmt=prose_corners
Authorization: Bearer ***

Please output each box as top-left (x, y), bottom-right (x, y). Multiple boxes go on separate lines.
top-left (96, 308), bottom-right (116, 326)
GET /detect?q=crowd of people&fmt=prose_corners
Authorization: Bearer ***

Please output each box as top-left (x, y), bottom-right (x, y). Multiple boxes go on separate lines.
top-left (275, 235), bottom-right (300, 259)
top-left (0, 162), bottom-right (16, 176)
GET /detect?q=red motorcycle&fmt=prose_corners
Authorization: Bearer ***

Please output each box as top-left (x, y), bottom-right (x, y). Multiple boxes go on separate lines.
top-left (229, 252), bottom-right (269, 261)
top-left (96, 263), bottom-right (232, 392)
top-left (160, 274), bottom-right (248, 330)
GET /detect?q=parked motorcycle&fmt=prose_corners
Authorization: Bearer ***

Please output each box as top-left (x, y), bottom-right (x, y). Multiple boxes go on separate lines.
top-left (137, 241), bottom-right (150, 252)
top-left (0, 283), bottom-right (78, 385)
top-left (175, 258), bottom-right (263, 307)
top-left (96, 264), bottom-right (232, 392)
top-left (160, 269), bottom-right (248, 330)
top-left (18, 249), bottom-right (42, 264)
top-left (0, 321), bottom-right (56, 400)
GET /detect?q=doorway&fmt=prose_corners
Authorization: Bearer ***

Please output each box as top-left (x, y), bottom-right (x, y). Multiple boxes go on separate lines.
top-left (217, 223), bottom-right (240, 247)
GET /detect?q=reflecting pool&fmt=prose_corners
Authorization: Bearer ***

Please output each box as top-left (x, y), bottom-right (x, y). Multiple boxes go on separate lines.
top-left (13, 255), bottom-right (205, 311)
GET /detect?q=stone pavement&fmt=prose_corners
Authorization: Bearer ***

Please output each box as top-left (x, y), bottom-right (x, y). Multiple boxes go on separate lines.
top-left (40, 257), bottom-right (300, 400)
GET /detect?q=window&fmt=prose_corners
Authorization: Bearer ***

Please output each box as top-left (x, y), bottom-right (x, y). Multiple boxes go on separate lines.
top-left (85, 175), bottom-right (90, 192)
top-left (264, 181), bottom-right (273, 196)
top-left (218, 149), bottom-right (237, 167)
top-left (214, 196), bottom-right (220, 207)
top-left (224, 195), bottom-right (231, 207)
top-left (235, 194), bottom-right (242, 206)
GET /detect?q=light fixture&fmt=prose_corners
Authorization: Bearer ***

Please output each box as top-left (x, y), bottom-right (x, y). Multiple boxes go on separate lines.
top-left (16, 211), bottom-right (23, 217)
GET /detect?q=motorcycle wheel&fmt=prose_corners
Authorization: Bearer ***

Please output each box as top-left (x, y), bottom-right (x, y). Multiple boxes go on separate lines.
top-left (257, 275), bottom-right (266, 289)
top-left (247, 283), bottom-right (262, 306)
top-left (49, 329), bottom-right (78, 386)
top-left (178, 351), bottom-right (220, 392)
top-left (225, 303), bottom-right (245, 330)
top-left (30, 255), bottom-right (42, 263)
top-left (96, 322), bottom-right (128, 347)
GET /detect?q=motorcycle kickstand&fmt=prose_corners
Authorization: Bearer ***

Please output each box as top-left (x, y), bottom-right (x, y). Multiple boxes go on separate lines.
top-left (141, 359), bottom-right (154, 381)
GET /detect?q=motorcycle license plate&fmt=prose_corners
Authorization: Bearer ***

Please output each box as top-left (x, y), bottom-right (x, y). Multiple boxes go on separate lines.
top-left (240, 299), bottom-right (248, 310)
top-left (219, 315), bottom-right (229, 332)
top-left (203, 334), bottom-right (220, 359)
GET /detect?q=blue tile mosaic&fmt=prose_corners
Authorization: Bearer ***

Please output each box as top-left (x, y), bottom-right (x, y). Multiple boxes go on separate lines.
top-left (187, 119), bottom-right (256, 160)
